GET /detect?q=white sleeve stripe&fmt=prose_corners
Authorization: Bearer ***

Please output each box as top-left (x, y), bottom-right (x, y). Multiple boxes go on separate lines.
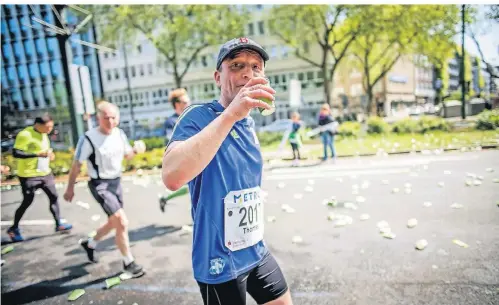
top-left (170, 104), bottom-right (204, 136)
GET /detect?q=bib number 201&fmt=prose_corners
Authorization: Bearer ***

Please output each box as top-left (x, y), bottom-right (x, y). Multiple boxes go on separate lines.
top-left (239, 203), bottom-right (259, 227)
top-left (224, 187), bottom-right (265, 252)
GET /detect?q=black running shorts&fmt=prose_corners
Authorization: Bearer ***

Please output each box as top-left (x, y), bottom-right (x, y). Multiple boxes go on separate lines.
top-left (197, 252), bottom-right (288, 305)
top-left (88, 177), bottom-right (123, 216)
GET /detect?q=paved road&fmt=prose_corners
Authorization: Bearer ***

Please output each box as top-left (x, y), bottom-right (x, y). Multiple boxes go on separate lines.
top-left (2, 150), bottom-right (499, 305)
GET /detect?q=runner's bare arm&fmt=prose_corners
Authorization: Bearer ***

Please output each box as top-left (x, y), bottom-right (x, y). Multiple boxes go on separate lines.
top-left (66, 161), bottom-right (83, 188)
top-left (162, 112), bottom-right (236, 191)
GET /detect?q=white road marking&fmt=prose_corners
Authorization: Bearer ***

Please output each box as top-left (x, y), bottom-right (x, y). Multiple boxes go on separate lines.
top-left (1, 219), bottom-right (67, 226)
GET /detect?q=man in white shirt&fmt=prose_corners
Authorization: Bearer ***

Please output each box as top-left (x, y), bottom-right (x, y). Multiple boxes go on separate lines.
top-left (63, 101), bottom-right (146, 278)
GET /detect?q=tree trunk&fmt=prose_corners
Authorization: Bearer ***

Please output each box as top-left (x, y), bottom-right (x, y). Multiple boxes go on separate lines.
top-left (366, 87), bottom-right (374, 115)
top-left (174, 73), bottom-right (182, 89)
top-left (323, 67), bottom-right (332, 107)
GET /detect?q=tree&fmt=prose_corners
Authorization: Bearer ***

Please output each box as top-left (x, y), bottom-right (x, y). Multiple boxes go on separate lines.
top-left (268, 5), bottom-right (363, 106)
top-left (468, 5), bottom-right (499, 79)
top-left (91, 5), bottom-right (249, 88)
top-left (348, 5), bottom-right (460, 114)
top-left (476, 57), bottom-right (485, 96)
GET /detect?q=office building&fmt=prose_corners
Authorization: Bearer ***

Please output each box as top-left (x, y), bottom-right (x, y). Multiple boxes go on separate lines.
top-left (1, 4), bottom-right (103, 140)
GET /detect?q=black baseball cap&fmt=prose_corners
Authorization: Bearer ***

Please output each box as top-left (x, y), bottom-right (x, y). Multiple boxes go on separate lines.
top-left (216, 37), bottom-right (269, 70)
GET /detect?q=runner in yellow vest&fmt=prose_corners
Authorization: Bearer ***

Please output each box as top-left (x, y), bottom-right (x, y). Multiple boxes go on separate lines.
top-left (7, 113), bottom-right (72, 242)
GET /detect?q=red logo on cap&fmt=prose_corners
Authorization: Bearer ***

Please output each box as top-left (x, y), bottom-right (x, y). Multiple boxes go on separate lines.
top-left (239, 37), bottom-right (248, 44)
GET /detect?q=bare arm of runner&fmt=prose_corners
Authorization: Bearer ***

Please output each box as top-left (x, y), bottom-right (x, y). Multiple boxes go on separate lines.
top-left (162, 77), bottom-right (274, 191)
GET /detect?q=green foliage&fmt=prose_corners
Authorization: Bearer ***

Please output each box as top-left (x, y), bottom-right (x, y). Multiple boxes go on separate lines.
top-left (91, 5), bottom-right (249, 88)
top-left (349, 5), bottom-right (460, 113)
top-left (0, 151), bottom-right (84, 180)
top-left (392, 118), bottom-right (420, 134)
top-left (392, 116), bottom-right (450, 134)
top-left (130, 137), bottom-right (165, 150)
top-left (417, 116), bottom-right (450, 133)
top-left (124, 149), bottom-right (164, 171)
top-left (476, 109), bottom-right (499, 130)
top-left (367, 116), bottom-right (391, 134)
top-left (444, 91), bottom-right (470, 102)
top-left (337, 121), bottom-right (361, 137)
top-left (268, 5), bottom-right (362, 105)
top-left (256, 132), bottom-right (283, 147)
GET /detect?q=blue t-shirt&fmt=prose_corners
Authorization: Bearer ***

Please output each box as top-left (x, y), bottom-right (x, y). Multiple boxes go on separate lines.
top-left (168, 100), bottom-right (268, 284)
top-left (164, 113), bottom-right (180, 140)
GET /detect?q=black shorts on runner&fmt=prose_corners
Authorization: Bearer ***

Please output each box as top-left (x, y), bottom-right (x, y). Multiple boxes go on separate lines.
top-left (19, 173), bottom-right (58, 199)
top-left (88, 177), bottom-right (123, 217)
top-left (197, 252), bottom-right (288, 305)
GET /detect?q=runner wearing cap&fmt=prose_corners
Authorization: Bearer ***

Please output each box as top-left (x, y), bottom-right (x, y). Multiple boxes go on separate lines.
top-left (159, 88), bottom-right (192, 212)
top-left (162, 38), bottom-right (293, 305)
top-left (63, 101), bottom-right (146, 278)
top-left (7, 113), bottom-right (73, 242)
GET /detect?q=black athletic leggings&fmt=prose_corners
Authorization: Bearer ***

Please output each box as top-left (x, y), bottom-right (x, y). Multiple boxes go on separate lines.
top-left (290, 143), bottom-right (301, 160)
top-left (13, 174), bottom-right (61, 228)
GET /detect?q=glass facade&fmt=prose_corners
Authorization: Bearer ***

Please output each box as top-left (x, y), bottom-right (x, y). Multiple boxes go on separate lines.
top-left (1, 4), bottom-right (103, 117)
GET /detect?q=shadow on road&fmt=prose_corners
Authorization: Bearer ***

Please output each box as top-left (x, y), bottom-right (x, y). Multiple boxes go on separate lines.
top-left (64, 224), bottom-right (182, 256)
top-left (1, 234), bottom-right (51, 246)
top-left (1, 262), bottom-right (114, 305)
top-left (0, 200), bottom-right (21, 207)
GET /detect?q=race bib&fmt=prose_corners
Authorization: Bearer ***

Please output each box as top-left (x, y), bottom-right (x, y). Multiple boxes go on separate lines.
top-left (37, 157), bottom-right (50, 172)
top-left (224, 187), bottom-right (264, 252)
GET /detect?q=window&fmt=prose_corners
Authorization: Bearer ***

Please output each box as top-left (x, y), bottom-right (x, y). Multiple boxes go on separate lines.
top-left (258, 21), bottom-right (264, 35)
top-left (131, 66), bottom-right (136, 77)
top-left (2, 44), bottom-right (12, 64)
top-left (106, 70), bottom-right (111, 81)
top-left (1, 20), bottom-right (7, 36)
top-left (158, 89), bottom-right (162, 97)
top-left (137, 45), bottom-right (142, 53)
top-left (281, 46), bottom-right (290, 58)
top-left (148, 63), bottom-right (153, 75)
top-left (248, 23), bottom-right (254, 36)
top-left (307, 71), bottom-right (314, 81)
top-left (47, 38), bottom-right (57, 56)
top-left (20, 16), bottom-right (29, 33)
top-left (35, 38), bottom-right (46, 57)
top-left (202, 56), bottom-right (207, 67)
top-left (8, 18), bottom-right (18, 36)
top-left (50, 60), bottom-right (61, 78)
top-left (271, 46), bottom-right (278, 58)
top-left (7, 66), bottom-right (17, 84)
top-left (140, 65), bottom-right (144, 76)
top-left (114, 69), bottom-right (119, 80)
top-left (13, 41), bottom-right (22, 60)
top-left (28, 63), bottom-right (38, 80)
top-left (298, 72), bottom-right (304, 81)
top-left (84, 55), bottom-right (93, 68)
